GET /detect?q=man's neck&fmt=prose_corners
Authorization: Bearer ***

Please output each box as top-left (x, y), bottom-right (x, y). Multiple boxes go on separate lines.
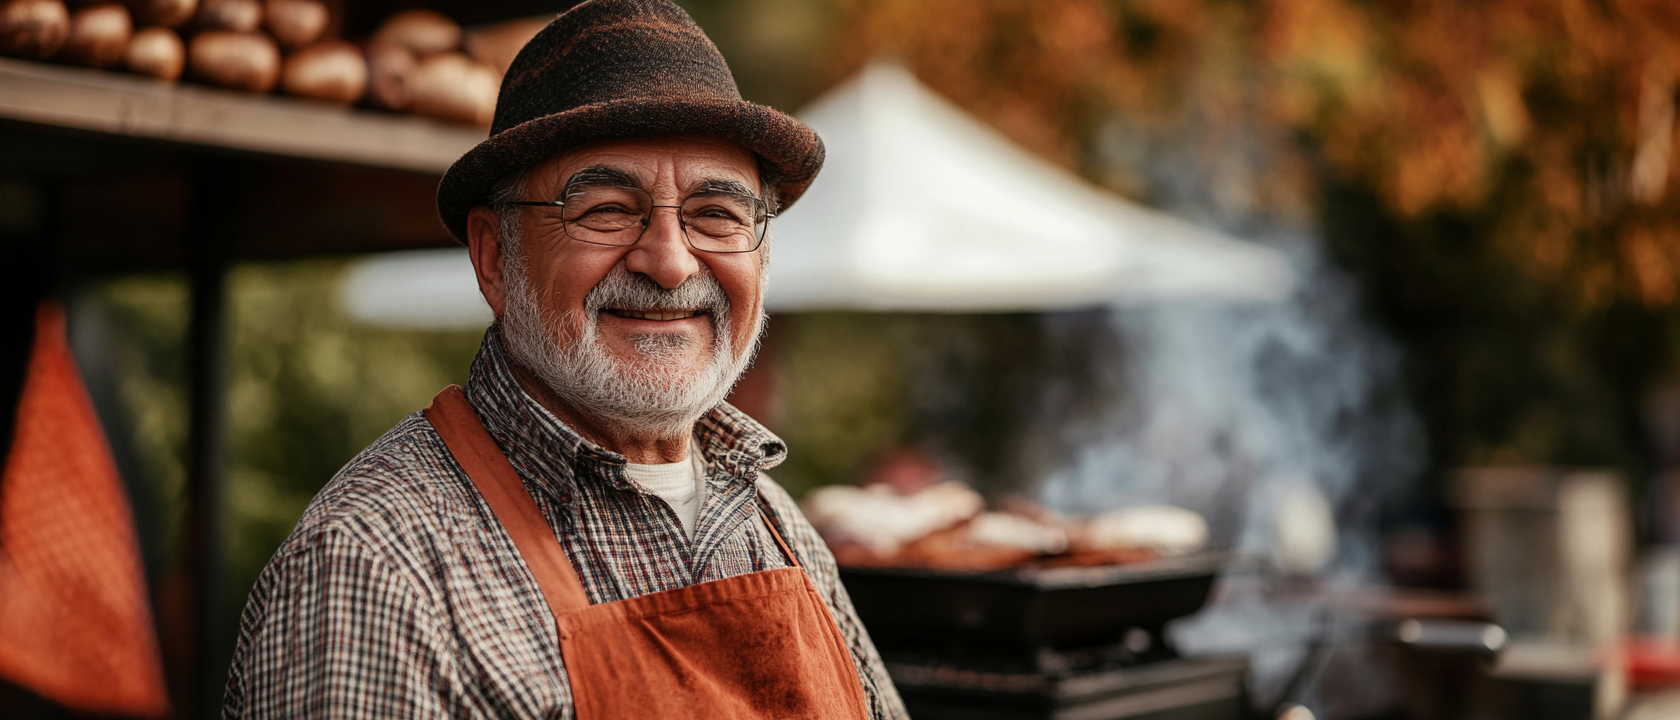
top-left (505, 358), bottom-right (693, 464)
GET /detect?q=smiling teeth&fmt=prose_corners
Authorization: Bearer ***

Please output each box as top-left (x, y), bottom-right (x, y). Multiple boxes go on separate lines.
top-left (613, 309), bottom-right (699, 321)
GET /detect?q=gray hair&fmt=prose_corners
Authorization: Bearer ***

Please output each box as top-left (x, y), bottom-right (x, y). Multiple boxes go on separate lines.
top-left (756, 159), bottom-right (784, 217)
top-left (488, 169), bottom-right (530, 261)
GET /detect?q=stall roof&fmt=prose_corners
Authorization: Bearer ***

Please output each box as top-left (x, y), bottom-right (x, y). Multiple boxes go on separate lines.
top-left (764, 63), bottom-right (1295, 312)
top-left (0, 57), bottom-right (482, 174)
top-left (0, 57), bottom-right (482, 270)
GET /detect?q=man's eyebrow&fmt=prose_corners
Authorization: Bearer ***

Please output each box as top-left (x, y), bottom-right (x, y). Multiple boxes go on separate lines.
top-left (690, 178), bottom-right (758, 197)
top-left (563, 166), bottom-right (642, 194)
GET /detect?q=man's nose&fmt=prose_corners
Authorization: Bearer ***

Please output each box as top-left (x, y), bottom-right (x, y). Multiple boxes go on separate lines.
top-left (624, 206), bottom-right (701, 289)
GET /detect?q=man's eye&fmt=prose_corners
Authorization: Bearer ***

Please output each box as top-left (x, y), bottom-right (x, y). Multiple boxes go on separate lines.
top-left (693, 205), bottom-right (744, 221)
top-left (583, 205), bottom-right (635, 216)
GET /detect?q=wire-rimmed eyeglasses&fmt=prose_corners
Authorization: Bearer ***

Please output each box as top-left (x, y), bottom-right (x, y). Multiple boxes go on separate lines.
top-left (502, 184), bottom-right (773, 253)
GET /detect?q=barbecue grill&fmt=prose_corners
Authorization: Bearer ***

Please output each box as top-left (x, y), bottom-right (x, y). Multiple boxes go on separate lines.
top-left (841, 552), bottom-right (1250, 720)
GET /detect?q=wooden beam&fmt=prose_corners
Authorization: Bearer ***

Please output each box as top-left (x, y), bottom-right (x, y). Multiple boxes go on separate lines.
top-left (0, 58), bottom-right (484, 175)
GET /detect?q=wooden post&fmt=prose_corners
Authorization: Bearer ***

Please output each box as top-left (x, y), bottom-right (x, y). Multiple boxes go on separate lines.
top-left (180, 158), bottom-right (238, 719)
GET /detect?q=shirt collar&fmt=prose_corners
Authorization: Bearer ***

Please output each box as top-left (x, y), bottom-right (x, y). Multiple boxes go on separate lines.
top-left (462, 325), bottom-right (787, 501)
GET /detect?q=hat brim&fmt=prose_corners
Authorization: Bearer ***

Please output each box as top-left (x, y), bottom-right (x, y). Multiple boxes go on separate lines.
top-left (437, 96), bottom-right (824, 244)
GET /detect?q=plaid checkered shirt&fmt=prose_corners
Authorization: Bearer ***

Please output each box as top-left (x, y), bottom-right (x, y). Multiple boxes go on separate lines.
top-left (223, 327), bottom-right (908, 719)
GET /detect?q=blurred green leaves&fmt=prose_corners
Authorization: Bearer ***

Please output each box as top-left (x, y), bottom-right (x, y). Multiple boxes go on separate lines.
top-left (81, 259), bottom-right (482, 620)
top-left (222, 260), bottom-right (481, 609)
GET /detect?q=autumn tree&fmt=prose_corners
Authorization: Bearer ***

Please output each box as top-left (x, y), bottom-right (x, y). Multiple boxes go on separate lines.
top-left (830, 0), bottom-right (1680, 485)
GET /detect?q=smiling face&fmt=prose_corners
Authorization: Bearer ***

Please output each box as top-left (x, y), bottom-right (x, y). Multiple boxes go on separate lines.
top-left (466, 135), bottom-right (769, 449)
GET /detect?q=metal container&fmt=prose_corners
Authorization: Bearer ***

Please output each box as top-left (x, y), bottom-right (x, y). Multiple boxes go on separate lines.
top-left (840, 553), bottom-right (1225, 658)
top-left (888, 655), bottom-right (1249, 720)
top-left (1446, 467), bottom-right (1632, 645)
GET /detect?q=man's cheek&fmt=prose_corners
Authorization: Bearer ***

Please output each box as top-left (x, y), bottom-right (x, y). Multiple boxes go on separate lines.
top-left (553, 307), bottom-right (594, 344)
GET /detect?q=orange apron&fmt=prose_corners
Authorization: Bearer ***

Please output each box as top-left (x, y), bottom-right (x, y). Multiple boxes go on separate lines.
top-left (426, 386), bottom-right (870, 720)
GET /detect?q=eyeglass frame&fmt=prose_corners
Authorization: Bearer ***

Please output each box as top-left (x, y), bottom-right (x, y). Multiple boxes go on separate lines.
top-left (500, 185), bottom-right (776, 254)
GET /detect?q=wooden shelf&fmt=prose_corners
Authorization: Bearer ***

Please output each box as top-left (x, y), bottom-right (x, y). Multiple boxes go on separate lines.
top-left (0, 56), bottom-right (485, 174)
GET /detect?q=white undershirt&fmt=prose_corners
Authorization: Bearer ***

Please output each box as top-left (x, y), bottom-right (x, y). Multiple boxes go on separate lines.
top-left (622, 440), bottom-right (707, 539)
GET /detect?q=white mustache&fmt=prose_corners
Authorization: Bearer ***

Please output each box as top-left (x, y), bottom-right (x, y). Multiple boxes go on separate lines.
top-left (499, 258), bottom-right (756, 440)
top-left (584, 265), bottom-right (729, 319)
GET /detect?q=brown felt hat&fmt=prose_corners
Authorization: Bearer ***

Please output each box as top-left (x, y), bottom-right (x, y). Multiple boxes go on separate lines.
top-left (436, 0), bottom-right (824, 244)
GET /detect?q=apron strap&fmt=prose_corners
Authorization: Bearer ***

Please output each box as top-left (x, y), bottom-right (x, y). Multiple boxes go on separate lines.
top-left (755, 496), bottom-right (803, 570)
top-left (426, 385), bottom-right (591, 617)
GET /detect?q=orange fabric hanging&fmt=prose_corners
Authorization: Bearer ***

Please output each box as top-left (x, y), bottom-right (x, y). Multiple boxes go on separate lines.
top-left (0, 301), bottom-right (169, 717)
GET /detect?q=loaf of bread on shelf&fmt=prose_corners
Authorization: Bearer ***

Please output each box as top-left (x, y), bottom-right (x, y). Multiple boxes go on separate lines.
top-left (372, 8), bottom-right (457, 56)
top-left (463, 16), bottom-right (545, 75)
top-left (194, 0), bottom-right (258, 33)
top-left (60, 2), bottom-right (130, 68)
top-left (188, 29), bottom-right (277, 92)
top-left (3, 1), bottom-right (503, 126)
top-left (279, 39), bottom-right (363, 104)
top-left (0, 0), bottom-right (70, 59)
top-left (360, 38), bottom-right (412, 110)
top-left (130, 0), bottom-right (194, 28)
top-left (407, 51), bottom-right (495, 126)
top-left (261, 0), bottom-right (323, 49)
top-left (124, 25), bottom-right (183, 80)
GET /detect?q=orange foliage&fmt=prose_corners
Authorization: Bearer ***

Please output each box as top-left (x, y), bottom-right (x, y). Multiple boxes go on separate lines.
top-left (832, 0), bottom-right (1680, 306)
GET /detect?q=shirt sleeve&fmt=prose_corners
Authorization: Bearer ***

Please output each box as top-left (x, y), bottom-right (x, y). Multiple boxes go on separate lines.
top-left (758, 475), bottom-right (911, 720)
top-left (223, 526), bottom-right (463, 720)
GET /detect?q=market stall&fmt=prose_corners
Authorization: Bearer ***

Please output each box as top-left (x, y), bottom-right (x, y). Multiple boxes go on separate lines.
top-left (0, 2), bottom-right (544, 714)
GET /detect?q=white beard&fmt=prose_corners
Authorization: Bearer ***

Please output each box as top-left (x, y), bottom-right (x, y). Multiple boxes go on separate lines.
top-left (499, 260), bottom-right (764, 440)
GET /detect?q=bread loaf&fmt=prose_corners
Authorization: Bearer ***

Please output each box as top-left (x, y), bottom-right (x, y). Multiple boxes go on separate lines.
top-left (279, 39), bottom-right (364, 104)
top-left (463, 16), bottom-right (544, 75)
top-left (360, 38), bottom-right (412, 110)
top-left (407, 51), bottom-right (496, 126)
top-left (188, 29), bottom-right (277, 92)
top-left (130, 0), bottom-right (193, 28)
top-left (261, 0), bottom-right (323, 49)
top-left (0, 0), bottom-right (69, 59)
top-left (60, 2), bottom-right (130, 67)
top-left (194, 0), bottom-right (257, 32)
top-left (373, 9), bottom-right (456, 56)
top-left (124, 25), bottom-right (183, 80)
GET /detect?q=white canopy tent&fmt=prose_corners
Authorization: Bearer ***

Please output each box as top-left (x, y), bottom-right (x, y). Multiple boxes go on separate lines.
top-left (340, 248), bottom-right (490, 330)
top-left (340, 63), bottom-right (1294, 327)
top-left (763, 62), bottom-right (1294, 312)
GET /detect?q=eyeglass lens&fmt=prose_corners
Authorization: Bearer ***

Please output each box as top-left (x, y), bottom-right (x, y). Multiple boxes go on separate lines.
top-left (557, 185), bottom-right (766, 252)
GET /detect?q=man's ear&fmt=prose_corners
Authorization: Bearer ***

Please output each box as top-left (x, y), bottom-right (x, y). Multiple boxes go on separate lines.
top-left (467, 206), bottom-right (509, 316)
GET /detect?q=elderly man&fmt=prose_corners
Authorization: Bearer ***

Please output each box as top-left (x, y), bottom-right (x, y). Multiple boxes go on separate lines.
top-left (223, 1), bottom-right (907, 718)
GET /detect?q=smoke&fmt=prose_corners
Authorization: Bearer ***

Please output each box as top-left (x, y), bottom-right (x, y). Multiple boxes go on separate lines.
top-left (1034, 230), bottom-right (1426, 713)
top-left (1040, 236), bottom-right (1424, 564)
